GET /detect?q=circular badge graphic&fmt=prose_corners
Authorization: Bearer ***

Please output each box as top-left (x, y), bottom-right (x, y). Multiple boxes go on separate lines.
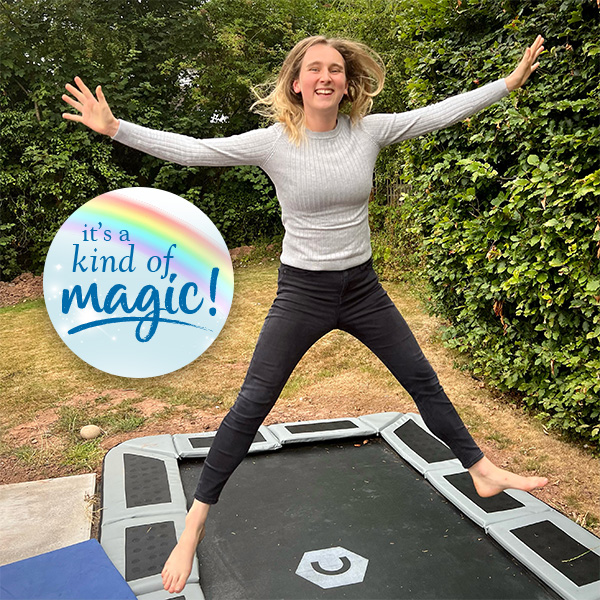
top-left (43, 187), bottom-right (234, 378)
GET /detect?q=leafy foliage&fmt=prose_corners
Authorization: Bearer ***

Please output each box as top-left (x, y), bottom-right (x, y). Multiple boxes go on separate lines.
top-left (0, 0), bottom-right (320, 277)
top-left (372, 0), bottom-right (600, 445)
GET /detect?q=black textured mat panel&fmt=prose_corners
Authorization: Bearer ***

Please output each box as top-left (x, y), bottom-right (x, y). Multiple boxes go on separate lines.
top-left (285, 420), bottom-right (359, 434)
top-left (190, 435), bottom-right (215, 449)
top-left (444, 472), bottom-right (525, 513)
top-left (125, 521), bottom-right (177, 582)
top-left (189, 431), bottom-right (265, 449)
top-left (394, 419), bottom-right (456, 463)
top-left (124, 453), bottom-right (171, 508)
top-left (512, 520), bottom-right (600, 587)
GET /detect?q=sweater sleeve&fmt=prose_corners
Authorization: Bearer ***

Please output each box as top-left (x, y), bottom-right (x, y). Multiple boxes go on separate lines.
top-left (110, 120), bottom-right (280, 168)
top-left (362, 79), bottom-right (510, 148)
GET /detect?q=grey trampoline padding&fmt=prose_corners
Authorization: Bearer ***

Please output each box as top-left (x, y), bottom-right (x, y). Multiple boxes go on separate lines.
top-left (137, 583), bottom-right (205, 600)
top-left (101, 444), bottom-right (187, 527)
top-left (173, 425), bottom-right (281, 458)
top-left (358, 411), bottom-right (403, 432)
top-left (426, 462), bottom-right (552, 529)
top-left (99, 413), bottom-right (600, 600)
top-left (488, 511), bottom-right (600, 600)
top-left (100, 514), bottom-right (199, 597)
top-left (381, 413), bottom-right (461, 474)
top-left (269, 416), bottom-right (376, 443)
top-left (118, 434), bottom-right (179, 459)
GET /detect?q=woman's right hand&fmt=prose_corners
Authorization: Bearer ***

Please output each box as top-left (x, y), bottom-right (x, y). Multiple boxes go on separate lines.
top-left (62, 76), bottom-right (120, 137)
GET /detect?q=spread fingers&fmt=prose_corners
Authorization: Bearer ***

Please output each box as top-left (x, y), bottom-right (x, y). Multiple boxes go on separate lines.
top-left (74, 75), bottom-right (94, 98)
top-left (64, 81), bottom-right (86, 103)
top-left (61, 93), bottom-right (83, 113)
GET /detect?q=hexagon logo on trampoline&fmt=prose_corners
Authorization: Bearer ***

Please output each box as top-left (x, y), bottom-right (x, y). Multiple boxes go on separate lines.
top-left (43, 187), bottom-right (234, 378)
top-left (295, 547), bottom-right (369, 589)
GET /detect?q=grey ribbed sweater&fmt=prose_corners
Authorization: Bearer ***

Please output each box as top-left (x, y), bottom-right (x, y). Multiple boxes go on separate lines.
top-left (112, 78), bottom-right (509, 270)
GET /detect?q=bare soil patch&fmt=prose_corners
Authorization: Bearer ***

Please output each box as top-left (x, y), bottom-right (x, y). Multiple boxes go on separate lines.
top-left (0, 272), bottom-right (44, 307)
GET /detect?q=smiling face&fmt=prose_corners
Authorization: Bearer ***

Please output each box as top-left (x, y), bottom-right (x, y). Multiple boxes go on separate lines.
top-left (292, 43), bottom-right (348, 130)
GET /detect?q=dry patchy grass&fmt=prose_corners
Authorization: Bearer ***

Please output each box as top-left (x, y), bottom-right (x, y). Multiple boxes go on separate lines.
top-left (0, 259), bottom-right (598, 536)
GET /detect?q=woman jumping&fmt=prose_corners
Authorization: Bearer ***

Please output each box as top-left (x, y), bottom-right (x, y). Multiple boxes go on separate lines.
top-left (62, 33), bottom-right (548, 594)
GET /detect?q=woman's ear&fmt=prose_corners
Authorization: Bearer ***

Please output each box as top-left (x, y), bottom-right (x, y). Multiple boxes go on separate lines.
top-left (292, 79), bottom-right (301, 94)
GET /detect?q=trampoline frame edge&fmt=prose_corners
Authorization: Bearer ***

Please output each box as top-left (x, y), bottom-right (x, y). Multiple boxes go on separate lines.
top-left (99, 412), bottom-right (600, 600)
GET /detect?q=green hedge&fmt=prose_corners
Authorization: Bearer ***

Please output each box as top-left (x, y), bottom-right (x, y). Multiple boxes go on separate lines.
top-left (373, 0), bottom-right (600, 445)
top-left (0, 0), bottom-right (301, 280)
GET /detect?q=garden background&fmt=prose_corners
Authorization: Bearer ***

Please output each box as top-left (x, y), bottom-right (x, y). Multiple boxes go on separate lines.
top-left (1, 0), bottom-right (598, 460)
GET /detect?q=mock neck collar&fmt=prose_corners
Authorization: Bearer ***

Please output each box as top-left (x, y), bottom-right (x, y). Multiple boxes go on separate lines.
top-left (305, 116), bottom-right (345, 139)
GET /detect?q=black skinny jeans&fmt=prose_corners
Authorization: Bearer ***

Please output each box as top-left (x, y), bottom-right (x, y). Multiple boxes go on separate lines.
top-left (194, 257), bottom-right (483, 504)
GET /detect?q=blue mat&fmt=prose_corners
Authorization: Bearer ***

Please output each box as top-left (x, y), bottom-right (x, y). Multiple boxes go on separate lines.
top-left (0, 539), bottom-right (136, 600)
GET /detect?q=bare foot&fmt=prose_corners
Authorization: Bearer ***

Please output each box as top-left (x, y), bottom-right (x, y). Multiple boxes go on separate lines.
top-left (468, 456), bottom-right (548, 498)
top-left (162, 500), bottom-right (210, 594)
top-left (161, 525), bottom-right (205, 593)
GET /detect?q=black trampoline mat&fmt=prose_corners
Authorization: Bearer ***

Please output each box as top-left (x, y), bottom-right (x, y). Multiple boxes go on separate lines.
top-left (179, 437), bottom-right (560, 600)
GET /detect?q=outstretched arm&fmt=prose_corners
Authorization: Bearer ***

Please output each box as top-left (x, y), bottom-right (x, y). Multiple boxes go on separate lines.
top-left (61, 77), bottom-right (278, 168)
top-left (504, 35), bottom-right (545, 92)
top-left (62, 76), bottom-right (120, 137)
top-left (364, 35), bottom-right (547, 148)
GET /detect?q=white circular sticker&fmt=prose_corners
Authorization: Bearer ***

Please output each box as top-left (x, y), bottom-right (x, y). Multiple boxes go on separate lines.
top-left (43, 187), bottom-right (234, 378)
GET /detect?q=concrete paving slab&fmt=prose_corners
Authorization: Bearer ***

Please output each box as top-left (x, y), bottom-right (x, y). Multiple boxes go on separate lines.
top-left (0, 473), bottom-right (96, 566)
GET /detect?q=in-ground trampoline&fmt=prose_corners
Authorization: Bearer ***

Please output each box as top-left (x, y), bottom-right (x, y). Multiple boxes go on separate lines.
top-left (99, 412), bottom-right (600, 600)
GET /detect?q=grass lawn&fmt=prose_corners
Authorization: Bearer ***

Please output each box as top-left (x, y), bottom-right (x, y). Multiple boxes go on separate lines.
top-left (0, 257), bottom-right (598, 535)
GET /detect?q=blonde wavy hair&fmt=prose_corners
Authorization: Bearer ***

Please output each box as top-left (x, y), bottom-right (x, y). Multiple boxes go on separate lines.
top-left (251, 36), bottom-right (385, 145)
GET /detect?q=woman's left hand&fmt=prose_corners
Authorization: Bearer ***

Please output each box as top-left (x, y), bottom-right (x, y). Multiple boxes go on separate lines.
top-left (504, 35), bottom-right (545, 92)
